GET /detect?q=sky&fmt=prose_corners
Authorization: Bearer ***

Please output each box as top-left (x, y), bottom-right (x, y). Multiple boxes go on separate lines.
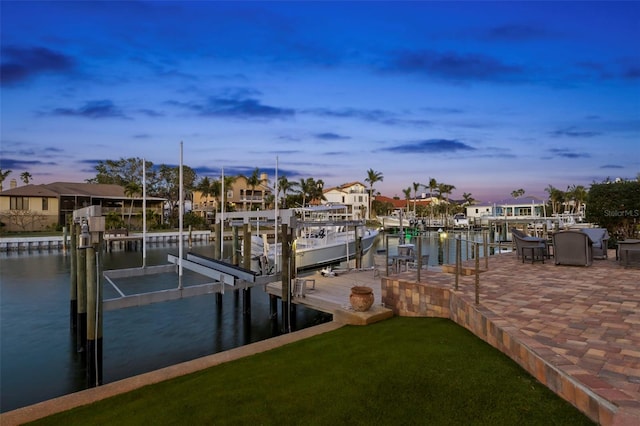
top-left (1, 1), bottom-right (639, 203)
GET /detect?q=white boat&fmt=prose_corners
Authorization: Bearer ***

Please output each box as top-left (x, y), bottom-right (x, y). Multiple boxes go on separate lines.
top-left (378, 209), bottom-right (415, 229)
top-left (453, 213), bottom-right (469, 228)
top-left (248, 205), bottom-right (379, 270)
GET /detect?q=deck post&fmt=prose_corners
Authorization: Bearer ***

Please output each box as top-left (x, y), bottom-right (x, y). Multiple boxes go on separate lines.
top-left (232, 225), bottom-right (239, 265)
top-left (355, 226), bottom-right (362, 269)
top-left (86, 233), bottom-right (103, 387)
top-left (243, 223), bottom-right (251, 269)
top-left (213, 222), bottom-right (221, 260)
top-left (70, 222), bottom-right (77, 331)
top-left (280, 223), bottom-right (291, 332)
top-left (76, 236), bottom-right (87, 355)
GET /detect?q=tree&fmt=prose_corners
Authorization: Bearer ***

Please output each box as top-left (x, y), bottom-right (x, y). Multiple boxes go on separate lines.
top-left (20, 171), bottom-right (33, 185)
top-left (586, 180), bottom-right (640, 240)
top-left (246, 167), bottom-right (262, 211)
top-left (277, 176), bottom-right (295, 208)
top-left (462, 192), bottom-right (475, 206)
top-left (156, 164), bottom-right (197, 227)
top-left (124, 181), bottom-right (141, 228)
top-left (425, 177), bottom-right (438, 222)
top-left (402, 187), bottom-right (412, 214)
top-left (0, 168), bottom-right (11, 191)
top-left (545, 185), bottom-right (565, 216)
top-left (364, 169), bottom-right (383, 219)
top-left (412, 181), bottom-right (421, 214)
top-left (511, 188), bottom-right (525, 199)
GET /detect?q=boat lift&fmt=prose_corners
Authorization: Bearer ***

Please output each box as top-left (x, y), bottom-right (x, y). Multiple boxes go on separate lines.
top-left (103, 252), bottom-right (280, 311)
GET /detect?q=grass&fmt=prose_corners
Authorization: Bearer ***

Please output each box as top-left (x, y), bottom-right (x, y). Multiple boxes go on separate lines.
top-left (30, 317), bottom-right (594, 425)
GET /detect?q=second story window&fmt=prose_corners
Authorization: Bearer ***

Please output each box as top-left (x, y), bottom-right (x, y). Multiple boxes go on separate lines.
top-left (42, 198), bottom-right (49, 211)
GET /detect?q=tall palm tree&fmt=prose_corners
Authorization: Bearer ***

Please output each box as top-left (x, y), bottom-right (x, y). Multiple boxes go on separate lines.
top-left (462, 192), bottom-right (475, 206)
top-left (402, 187), bottom-right (412, 214)
top-left (246, 168), bottom-right (262, 211)
top-left (20, 171), bottom-right (33, 185)
top-left (412, 181), bottom-right (421, 215)
top-left (0, 168), bottom-right (11, 191)
top-left (545, 185), bottom-right (564, 215)
top-left (426, 177), bottom-right (437, 224)
top-left (124, 181), bottom-right (141, 228)
top-left (364, 169), bottom-right (383, 219)
top-left (277, 175), bottom-right (294, 208)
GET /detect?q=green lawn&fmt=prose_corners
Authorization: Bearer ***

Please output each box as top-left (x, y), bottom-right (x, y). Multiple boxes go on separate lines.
top-left (30, 317), bottom-right (594, 425)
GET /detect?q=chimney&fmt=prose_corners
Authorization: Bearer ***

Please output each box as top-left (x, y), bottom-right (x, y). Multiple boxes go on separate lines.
top-left (10, 179), bottom-right (17, 189)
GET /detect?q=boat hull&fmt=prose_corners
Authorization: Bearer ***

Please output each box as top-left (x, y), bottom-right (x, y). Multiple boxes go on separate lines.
top-left (295, 229), bottom-right (378, 270)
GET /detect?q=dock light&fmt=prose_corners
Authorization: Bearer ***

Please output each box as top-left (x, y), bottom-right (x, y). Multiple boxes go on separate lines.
top-left (78, 218), bottom-right (92, 249)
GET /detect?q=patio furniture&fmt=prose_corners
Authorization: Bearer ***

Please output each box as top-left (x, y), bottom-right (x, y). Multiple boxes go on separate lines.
top-left (617, 239), bottom-right (640, 267)
top-left (552, 230), bottom-right (593, 266)
top-left (521, 245), bottom-right (545, 264)
top-left (580, 228), bottom-right (610, 259)
top-left (511, 229), bottom-right (548, 260)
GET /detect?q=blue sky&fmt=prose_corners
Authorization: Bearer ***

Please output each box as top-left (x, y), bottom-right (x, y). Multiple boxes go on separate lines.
top-left (1, 1), bottom-right (639, 202)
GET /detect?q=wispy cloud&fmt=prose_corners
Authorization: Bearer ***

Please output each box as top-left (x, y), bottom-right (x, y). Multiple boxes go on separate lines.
top-left (379, 139), bottom-right (476, 154)
top-left (305, 107), bottom-right (431, 127)
top-left (48, 100), bottom-right (130, 119)
top-left (484, 24), bottom-right (552, 41)
top-left (600, 164), bottom-right (624, 169)
top-left (547, 148), bottom-right (591, 159)
top-left (315, 132), bottom-right (350, 140)
top-left (1, 45), bottom-right (74, 86)
top-left (169, 94), bottom-right (294, 120)
top-left (380, 49), bottom-right (524, 83)
top-left (549, 127), bottom-right (601, 138)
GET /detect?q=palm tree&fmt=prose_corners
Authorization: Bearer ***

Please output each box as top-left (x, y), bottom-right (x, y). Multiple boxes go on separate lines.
top-left (0, 168), bottom-right (11, 191)
top-left (462, 192), bottom-right (475, 206)
top-left (20, 171), bottom-right (33, 185)
top-left (426, 177), bottom-right (437, 224)
top-left (402, 187), bottom-right (412, 214)
top-left (412, 181), bottom-right (421, 215)
top-left (545, 185), bottom-right (565, 215)
top-left (277, 176), bottom-right (294, 208)
top-left (246, 168), bottom-right (262, 211)
top-left (364, 169), bottom-right (383, 219)
top-left (124, 181), bottom-right (141, 228)
top-left (221, 175), bottom-right (236, 212)
top-left (511, 188), bottom-right (525, 199)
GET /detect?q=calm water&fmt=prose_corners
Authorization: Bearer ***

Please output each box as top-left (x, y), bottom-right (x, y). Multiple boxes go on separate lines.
top-left (0, 230), bottom-right (488, 412)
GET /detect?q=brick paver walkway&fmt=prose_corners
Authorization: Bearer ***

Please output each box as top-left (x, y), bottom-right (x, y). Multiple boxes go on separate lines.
top-left (449, 250), bottom-right (639, 425)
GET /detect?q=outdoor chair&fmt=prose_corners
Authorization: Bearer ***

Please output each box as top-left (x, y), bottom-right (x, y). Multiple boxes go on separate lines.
top-left (580, 228), bottom-right (610, 259)
top-left (511, 229), bottom-right (548, 261)
top-left (552, 230), bottom-right (593, 266)
top-left (408, 254), bottom-right (430, 270)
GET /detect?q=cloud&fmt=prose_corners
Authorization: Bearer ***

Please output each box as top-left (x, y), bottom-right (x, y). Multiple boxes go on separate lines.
top-left (547, 148), bottom-right (591, 159)
top-left (1, 45), bottom-right (74, 86)
top-left (380, 49), bottom-right (524, 82)
top-left (49, 100), bottom-right (129, 119)
top-left (169, 95), bottom-right (294, 120)
top-left (549, 127), bottom-right (601, 138)
top-left (622, 66), bottom-right (640, 80)
top-left (600, 164), bottom-right (624, 169)
top-left (315, 132), bottom-right (350, 140)
top-left (0, 158), bottom-right (57, 169)
top-left (137, 108), bottom-right (165, 117)
top-left (484, 24), bottom-right (551, 41)
top-left (305, 107), bottom-right (431, 127)
top-left (379, 139), bottom-right (476, 154)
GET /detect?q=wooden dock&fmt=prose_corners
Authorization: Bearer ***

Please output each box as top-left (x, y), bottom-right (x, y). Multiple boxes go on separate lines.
top-left (266, 268), bottom-right (393, 326)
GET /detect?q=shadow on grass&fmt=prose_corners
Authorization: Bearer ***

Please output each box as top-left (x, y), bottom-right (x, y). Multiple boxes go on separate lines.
top-left (30, 317), bottom-right (594, 425)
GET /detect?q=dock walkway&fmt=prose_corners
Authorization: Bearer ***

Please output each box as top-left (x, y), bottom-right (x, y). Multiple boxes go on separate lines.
top-left (266, 268), bottom-right (393, 325)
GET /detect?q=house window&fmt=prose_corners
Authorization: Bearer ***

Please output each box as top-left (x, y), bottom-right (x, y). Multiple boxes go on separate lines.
top-left (42, 198), bottom-right (49, 211)
top-left (10, 197), bottom-right (29, 210)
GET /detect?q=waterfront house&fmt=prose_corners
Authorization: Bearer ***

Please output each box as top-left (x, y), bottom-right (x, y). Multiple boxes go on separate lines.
top-left (192, 173), bottom-right (273, 224)
top-left (0, 181), bottom-right (164, 232)
top-left (465, 196), bottom-right (547, 226)
top-left (322, 182), bottom-right (369, 219)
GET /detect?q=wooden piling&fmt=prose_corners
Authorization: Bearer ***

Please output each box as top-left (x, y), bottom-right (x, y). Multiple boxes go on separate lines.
top-left (280, 224), bottom-right (291, 332)
top-left (76, 240), bottom-right (87, 354)
top-left (86, 237), bottom-right (103, 386)
top-left (232, 225), bottom-right (239, 265)
top-left (213, 222), bottom-right (221, 259)
top-left (70, 222), bottom-right (78, 331)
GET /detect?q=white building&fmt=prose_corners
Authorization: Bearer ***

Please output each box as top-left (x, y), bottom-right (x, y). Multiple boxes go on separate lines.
top-left (466, 196), bottom-right (547, 224)
top-left (322, 181), bottom-right (369, 219)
